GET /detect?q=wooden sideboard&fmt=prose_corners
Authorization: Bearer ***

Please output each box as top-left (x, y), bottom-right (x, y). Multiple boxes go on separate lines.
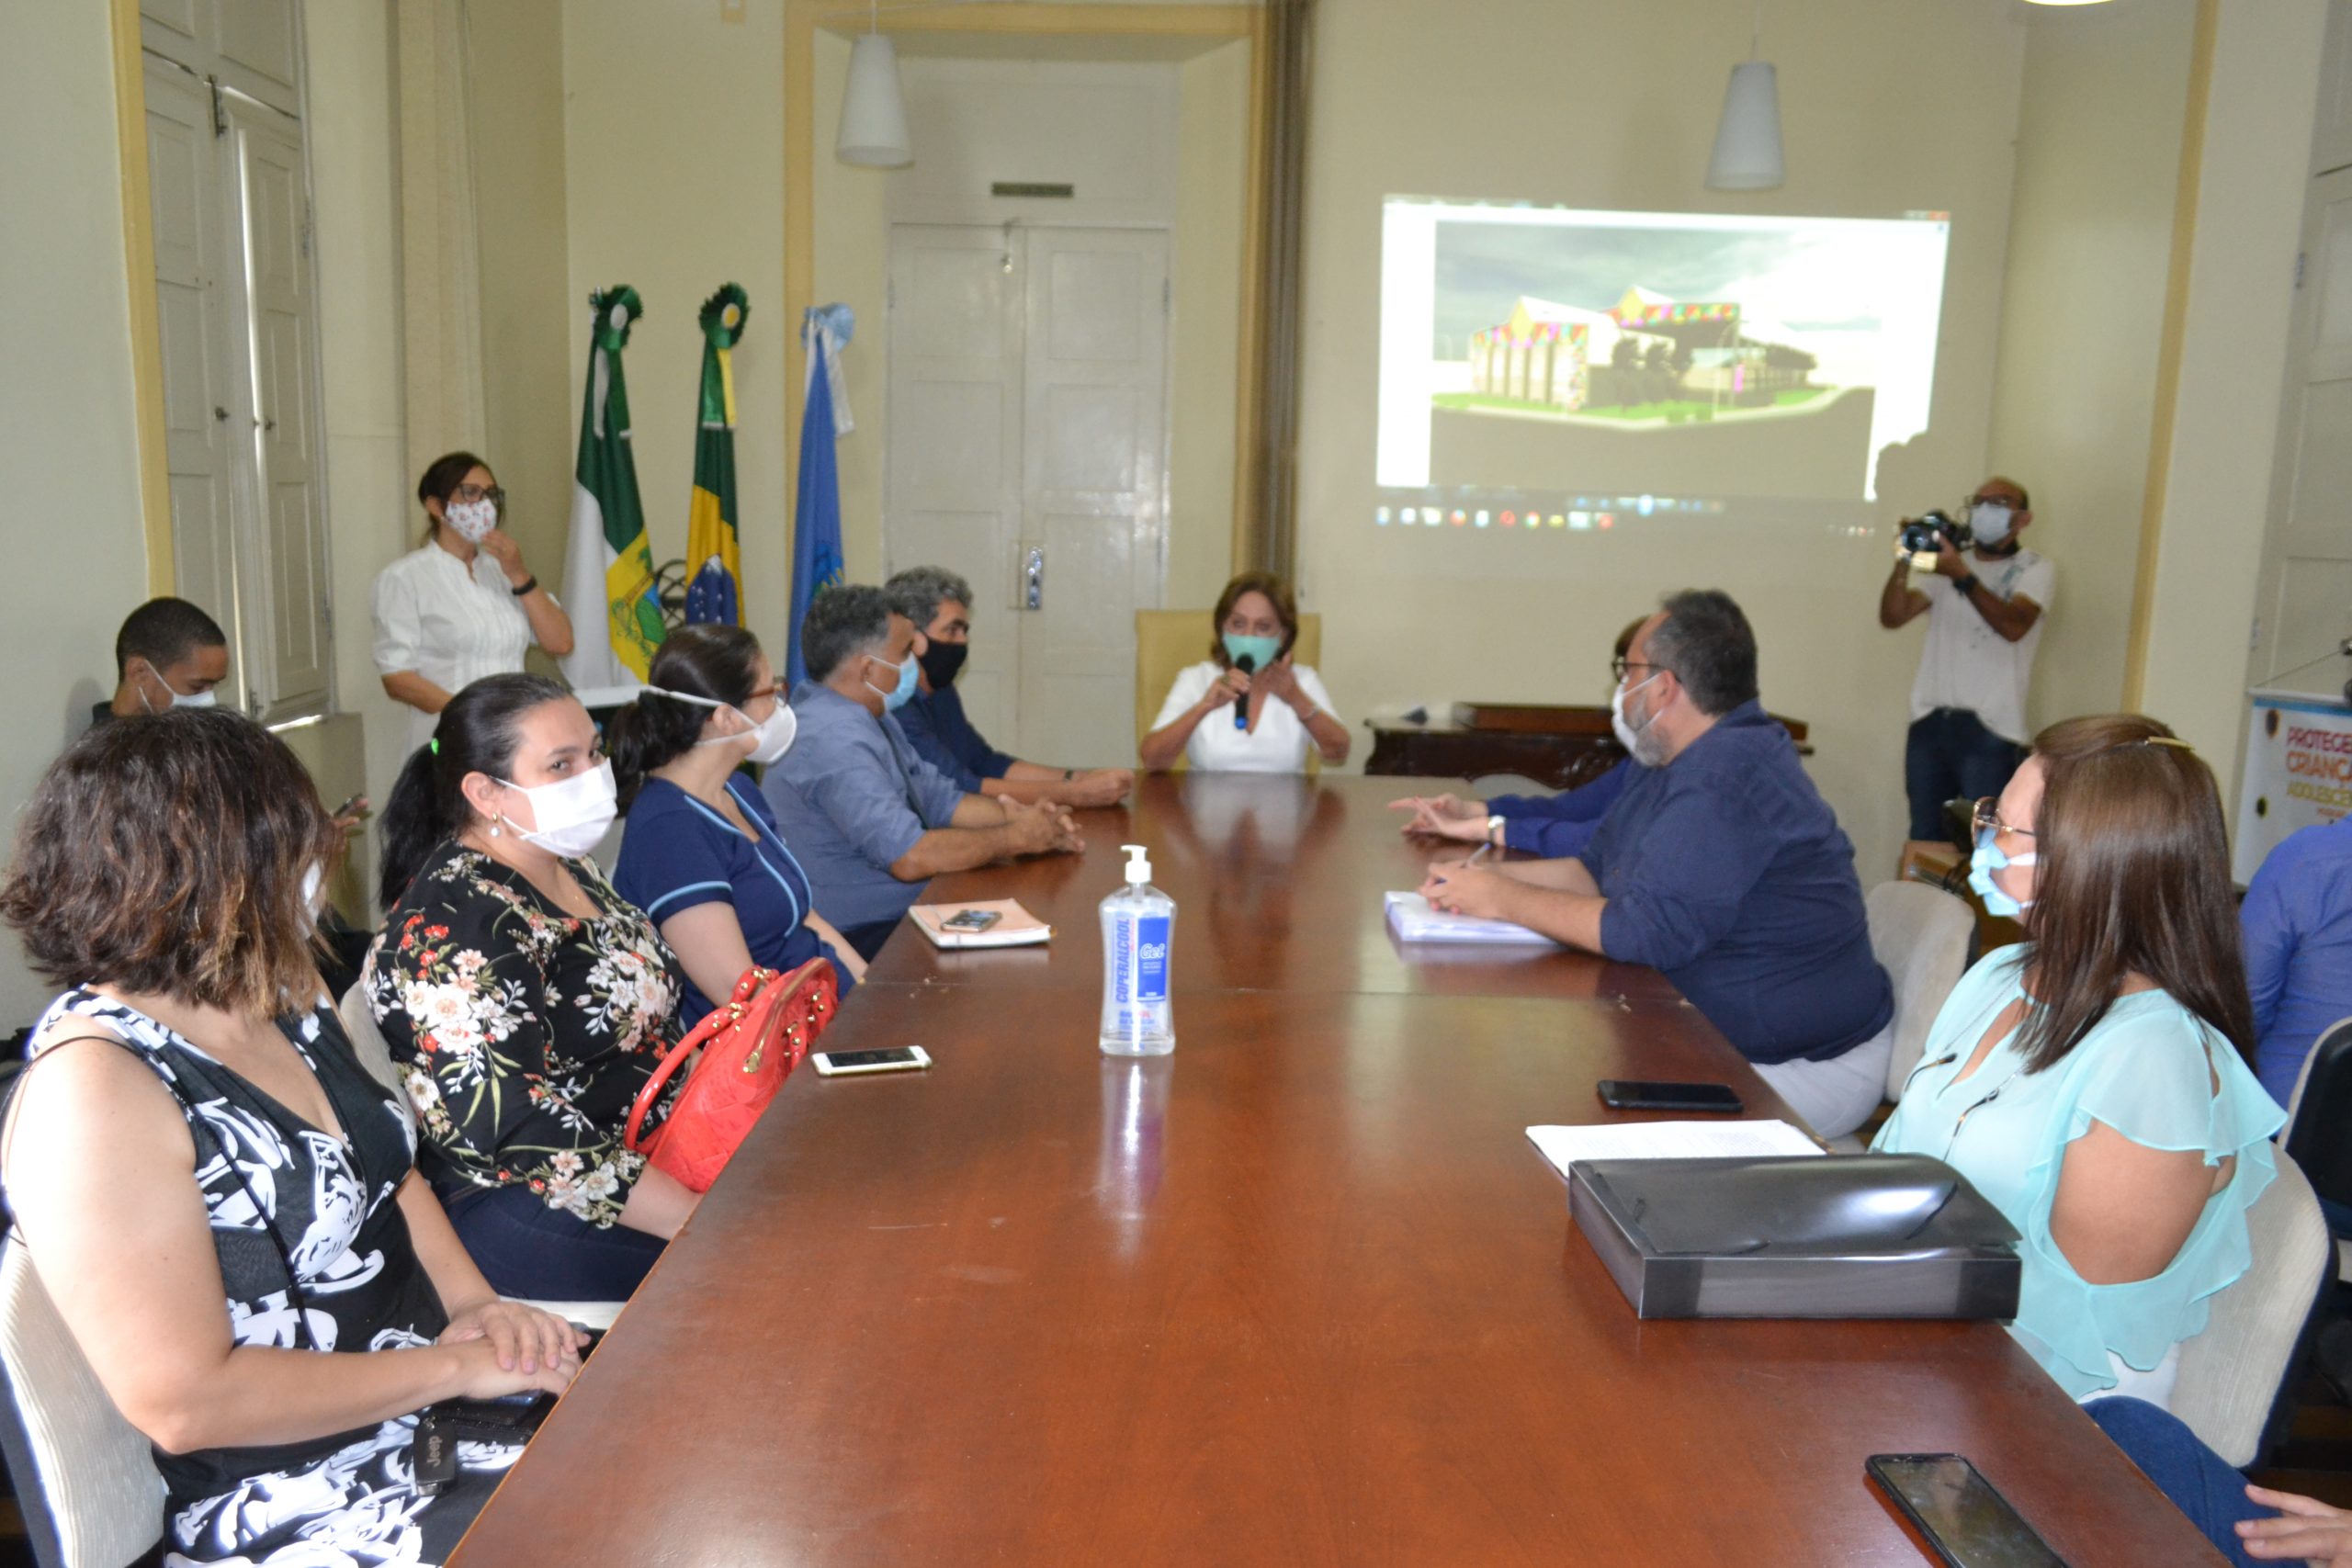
top-left (1363, 704), bottom-right (1811, 791)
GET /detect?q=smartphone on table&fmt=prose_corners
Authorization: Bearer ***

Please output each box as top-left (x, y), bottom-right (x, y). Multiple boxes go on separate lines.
top-left (1594, 1079), bottom-right (1743, 1113)
top-left (812, 1045), bottom-right (933, 1077)
top-left (1865, 1453), bottom-right (2068, 1568)
top-left (941, 908), bottom-right (1001, 932)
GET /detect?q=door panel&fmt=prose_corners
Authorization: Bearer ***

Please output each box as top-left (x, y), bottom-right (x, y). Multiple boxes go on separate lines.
top-left (887, 227), bottom-right (1024, 742)
top-left (1016, 227), bottom-right (1168, 764)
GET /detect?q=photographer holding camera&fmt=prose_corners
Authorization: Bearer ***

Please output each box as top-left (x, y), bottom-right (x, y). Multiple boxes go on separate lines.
top-left (1879, 475), bottom-right (2053, 854)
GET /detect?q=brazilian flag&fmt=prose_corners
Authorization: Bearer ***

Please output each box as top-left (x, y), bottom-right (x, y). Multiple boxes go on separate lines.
top-left (559, 285), bottom-right (664, 686)
top-left (684, 284), bottom-right (748, 626)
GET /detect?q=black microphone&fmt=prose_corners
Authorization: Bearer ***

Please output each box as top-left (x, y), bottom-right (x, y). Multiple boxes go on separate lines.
top-left (1232, 652), bottom-right (1255, 729)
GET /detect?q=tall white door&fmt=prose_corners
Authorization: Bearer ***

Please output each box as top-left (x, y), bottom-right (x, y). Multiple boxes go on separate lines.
top-left (887, 224), bottom-right (1170, 763)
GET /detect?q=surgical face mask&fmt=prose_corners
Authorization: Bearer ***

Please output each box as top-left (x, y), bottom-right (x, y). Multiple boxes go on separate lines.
top-left (1969, 501), bottom-right (2015, 547)
top-left (446, 497), bottom-right (498, 544)
top-left (300, 861), bottom-right (327, 921)
top-left (919, 638), bottom-right (968, 691)
top-left (1610, 671), bottom-right (1661, 756)
top-left (136, 662), bottom-right (219, 713)
top-left (1967, 827), bottom-right (2038, 919)
top-left (864, 649), bottom-right (920, 712)
top-left (497, 761), bottom-right (617, 858)
top-left (1222, 632), bottom-right (1284, 671)
top-left (652, 685), bottom-right (799, 765)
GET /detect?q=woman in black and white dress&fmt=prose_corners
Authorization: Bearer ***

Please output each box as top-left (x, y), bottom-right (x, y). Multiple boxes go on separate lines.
top-left (0, 710), bottom-right (582, 1566)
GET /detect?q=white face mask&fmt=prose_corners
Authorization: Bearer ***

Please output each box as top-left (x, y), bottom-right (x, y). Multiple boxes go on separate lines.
top-left (446, 497), bottom-right (498, 544)
top-left (300, 861), bottom-right (328, 921)
top-left (650, 686), bottom-right (799, 765)
top-left (136, 663), bottom-right (219, 713)
top-left (1610, 670), bottom-right (1661, 758)
top-left (1969, 501), bottom-right (2015, 547)
top-left (496, 761), bottom-right (617, 858)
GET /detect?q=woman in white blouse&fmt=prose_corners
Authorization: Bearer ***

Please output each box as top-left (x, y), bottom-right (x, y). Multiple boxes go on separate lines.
top-left (1140, 572), bottom-right (1349, 773)
top-left (372, 452), bottom-right (574, 755)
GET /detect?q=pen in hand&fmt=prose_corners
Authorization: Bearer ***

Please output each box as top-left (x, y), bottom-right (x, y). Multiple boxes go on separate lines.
top-left (1464, 843), bottom-right (1491, 868)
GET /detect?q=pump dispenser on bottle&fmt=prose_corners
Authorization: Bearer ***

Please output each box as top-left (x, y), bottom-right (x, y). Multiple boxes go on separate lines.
top-left (1099, 843), bottom-right (1175, 1056)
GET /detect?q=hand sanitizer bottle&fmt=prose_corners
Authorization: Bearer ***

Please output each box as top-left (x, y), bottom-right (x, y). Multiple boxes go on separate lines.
top-left (1099, 843), bottom-right (1174, 1056)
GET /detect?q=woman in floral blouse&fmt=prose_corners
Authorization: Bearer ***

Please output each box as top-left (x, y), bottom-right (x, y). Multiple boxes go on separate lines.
top-left (364, 674), bottom-right (696, 1301)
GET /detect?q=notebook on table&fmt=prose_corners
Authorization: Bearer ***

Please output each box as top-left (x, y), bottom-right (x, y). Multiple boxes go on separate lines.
top-left (1385, 890), bottom-right (1558, 946)
top-left (908, 898), bottom-right (1052, 950)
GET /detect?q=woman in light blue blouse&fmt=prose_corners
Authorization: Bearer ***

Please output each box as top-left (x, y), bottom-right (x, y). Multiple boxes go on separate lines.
top-left (1875, 713), bottom-right (2283, 1408)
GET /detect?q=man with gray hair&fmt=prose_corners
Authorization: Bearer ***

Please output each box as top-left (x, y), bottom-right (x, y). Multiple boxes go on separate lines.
top-left (885, 566), bottom-right (1133, 808)
top-left (762, 584), bottom-right (1083, 960)
top-left (1419, 589), bottom-right (1894, 1139)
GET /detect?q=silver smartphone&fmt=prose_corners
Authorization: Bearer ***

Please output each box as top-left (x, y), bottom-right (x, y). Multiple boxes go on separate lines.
top-left (811, 1045), bottom-right (933, 1077)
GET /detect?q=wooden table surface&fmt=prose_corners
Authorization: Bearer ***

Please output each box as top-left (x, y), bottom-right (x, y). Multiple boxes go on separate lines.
top-left (452, 774), bottom-right (2222, 1566)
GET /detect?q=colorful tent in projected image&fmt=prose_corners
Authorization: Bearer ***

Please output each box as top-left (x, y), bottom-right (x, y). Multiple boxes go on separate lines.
top-left (1464, 286), bottom-right (1811, 412)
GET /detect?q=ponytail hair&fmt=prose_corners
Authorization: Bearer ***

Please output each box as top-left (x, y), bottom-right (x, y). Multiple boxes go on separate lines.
top-left (608, 624), bottom-right (765, 812)
top-left (378, 673), bottom-right (571, 910)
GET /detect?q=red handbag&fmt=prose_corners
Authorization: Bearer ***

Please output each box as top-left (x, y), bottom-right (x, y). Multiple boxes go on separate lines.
top-left (623, 958), bottom-right (838, 1192)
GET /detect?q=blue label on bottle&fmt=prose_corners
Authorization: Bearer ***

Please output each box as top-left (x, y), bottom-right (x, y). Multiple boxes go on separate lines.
top-left (1135, 916), bottom-right (1170, 1002)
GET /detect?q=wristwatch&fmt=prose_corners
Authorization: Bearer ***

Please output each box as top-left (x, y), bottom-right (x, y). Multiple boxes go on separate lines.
top-left (1487, 814), bottom-right (1506, 847)
top-left (509, 574), bottom-right (538, 598)
top-left (1952, 573), bottom-right (1981, 597)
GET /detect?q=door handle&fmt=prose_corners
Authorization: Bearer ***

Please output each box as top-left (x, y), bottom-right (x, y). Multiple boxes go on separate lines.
top-left (1024, 546), bottom-right (1045, 610)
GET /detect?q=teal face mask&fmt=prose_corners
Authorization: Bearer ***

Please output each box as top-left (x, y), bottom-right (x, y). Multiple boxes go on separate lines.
top-left (864, 649), bottom-right (920, 712)
top-left (1967, 828), bottom-right (2038, 919)
top-left (1222, 632), bottom-right (1283, 671)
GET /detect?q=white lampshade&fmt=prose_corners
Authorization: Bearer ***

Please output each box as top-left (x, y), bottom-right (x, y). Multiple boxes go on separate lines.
top-left (836, 33), bottom-right (912, 168)
top-left (1706, 60), bottom-right (1785, 192)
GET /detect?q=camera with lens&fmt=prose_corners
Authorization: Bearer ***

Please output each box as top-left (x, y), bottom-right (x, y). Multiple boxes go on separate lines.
top-left (1898, 508), bottom-right (1973, 558)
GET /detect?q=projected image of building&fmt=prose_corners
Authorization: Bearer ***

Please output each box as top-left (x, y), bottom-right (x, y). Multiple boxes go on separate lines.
top-left (1461, 287), bottom-right (1820, 422)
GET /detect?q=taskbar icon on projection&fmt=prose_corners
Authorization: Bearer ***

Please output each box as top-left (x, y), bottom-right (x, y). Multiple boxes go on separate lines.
top-left (1374, 493), bottom-right (1726, 532)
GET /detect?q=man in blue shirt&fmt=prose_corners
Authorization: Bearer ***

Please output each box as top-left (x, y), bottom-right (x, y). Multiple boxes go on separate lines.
top-left (761, 585), bottom-right (1084, 960)
top-left (1421, 590), bottom-right (1894, 1138)
top-left (884, 566), bottom-right (1133, 808)
top-left (2241, 816), bottom-right (2352, 1108)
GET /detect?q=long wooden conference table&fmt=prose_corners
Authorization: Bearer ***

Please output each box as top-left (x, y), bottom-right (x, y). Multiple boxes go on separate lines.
top-left (452, 773), bottom-right (2222, 1565)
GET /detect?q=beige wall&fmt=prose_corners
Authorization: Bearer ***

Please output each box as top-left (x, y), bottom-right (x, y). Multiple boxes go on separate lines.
top-left (1989, 0), bottom-right (2196, 732)
top-left (0, 1), bottom-right (152, 1025)
top-left (2137, 0), bottom-right (2330, 785)
top-left (562, 0), bottom-right (793, 667)
top-left (1293, 0), bottom-right (2030, 879)
top-left (469, 1), bottom-right (576, 589)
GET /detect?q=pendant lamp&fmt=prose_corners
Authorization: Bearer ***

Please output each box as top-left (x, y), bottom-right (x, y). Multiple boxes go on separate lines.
top-left (836, 0), bottom-right (912, 168)
top-left (1705, 3), bottom-right (1784, 192)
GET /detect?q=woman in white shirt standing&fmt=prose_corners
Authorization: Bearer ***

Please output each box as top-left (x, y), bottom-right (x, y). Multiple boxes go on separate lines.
top-left (1141, 572), bottom-right (1349, 773)
top-left (372, 452), bottom-right (574, 756)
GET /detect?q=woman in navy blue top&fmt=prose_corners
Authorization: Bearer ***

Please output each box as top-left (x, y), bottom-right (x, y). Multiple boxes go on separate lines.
top-left (611, 626), bottom-right (862, 1026)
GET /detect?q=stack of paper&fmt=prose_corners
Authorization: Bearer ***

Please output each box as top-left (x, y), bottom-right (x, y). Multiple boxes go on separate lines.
top-left (1385, 890), bottom-right (1558, 946)
top-left (908, 899), bottom-right (1052, 950)
top-left (1524, 1119), bottom-right (1823, 1181)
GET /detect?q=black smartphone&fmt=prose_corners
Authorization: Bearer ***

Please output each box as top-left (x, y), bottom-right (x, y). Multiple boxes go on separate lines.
top-left (1865, 1453), bottom-right (2068, 1568)
top-left (332, 792), bottom-right (370, 820)
top-left (1595, 1079), bottom-right (1743, 1113)
top-left (942, 908), bottom-right (1001, 931)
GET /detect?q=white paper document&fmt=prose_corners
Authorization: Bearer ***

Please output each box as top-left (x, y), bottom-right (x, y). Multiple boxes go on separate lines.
top-left (1524, 1119), bottom-right (1824, 1180)
top-left (1385, 890), bottom-right (1559, 946)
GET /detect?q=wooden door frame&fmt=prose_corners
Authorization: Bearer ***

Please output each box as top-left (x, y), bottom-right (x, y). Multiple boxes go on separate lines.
top-left (784, 2), bottom-right (1267, 580)
top-left (110, 0), bottom-right (175, 595)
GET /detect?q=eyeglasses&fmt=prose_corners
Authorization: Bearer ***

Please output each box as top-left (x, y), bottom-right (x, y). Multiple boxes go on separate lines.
top-left (1970, 796), bottom-right (2034, 839)
top-left (454, 483), bottom-right (508, 508)
top-left (1610, 656), bottom-right (1659, 684)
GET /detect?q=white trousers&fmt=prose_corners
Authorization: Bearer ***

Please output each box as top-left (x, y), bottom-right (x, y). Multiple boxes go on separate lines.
top-left (1753, 1028), bottom-right (1895, 1141)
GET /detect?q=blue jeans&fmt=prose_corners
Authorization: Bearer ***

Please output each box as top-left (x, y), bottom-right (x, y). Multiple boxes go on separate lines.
top-left (1905, 707), bottom-right (2029, 841)
top-left (446, 1185), bottom-right (667, 1302)
top-left (2085, 1397), bottom-right (2264, 1567)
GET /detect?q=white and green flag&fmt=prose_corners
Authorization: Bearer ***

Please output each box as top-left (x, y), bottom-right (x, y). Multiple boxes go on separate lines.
top-left (560, 285), bottom-right (664, 687)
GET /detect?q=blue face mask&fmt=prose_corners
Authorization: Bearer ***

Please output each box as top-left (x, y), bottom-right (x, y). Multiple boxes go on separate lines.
top-left (1967, 827), bottom-right (2038, 919)
top-left (865, 649), bottom-right (920, 712)
top-left (1223, 632), bottom-right (1283, 671)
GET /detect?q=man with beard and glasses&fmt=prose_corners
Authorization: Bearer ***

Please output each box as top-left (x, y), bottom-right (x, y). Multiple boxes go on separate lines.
top-left (1419, 589), bottom-right (1894, 1138)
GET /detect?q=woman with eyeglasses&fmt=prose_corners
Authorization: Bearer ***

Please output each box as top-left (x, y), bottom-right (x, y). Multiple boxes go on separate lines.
top-left (609, 624), bottom-right (865, 1030)
top-left (1873, 714), bottom-right (2283, 1409)
top-left (372, 452), bottom-right (575, 757)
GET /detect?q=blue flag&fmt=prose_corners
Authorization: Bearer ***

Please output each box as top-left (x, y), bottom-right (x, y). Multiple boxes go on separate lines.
top-left (787, 307), bottom-right (851, 688)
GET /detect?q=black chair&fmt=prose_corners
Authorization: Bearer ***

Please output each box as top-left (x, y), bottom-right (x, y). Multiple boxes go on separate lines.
top-left (2285, 1016), bottom-right (2352, 1216)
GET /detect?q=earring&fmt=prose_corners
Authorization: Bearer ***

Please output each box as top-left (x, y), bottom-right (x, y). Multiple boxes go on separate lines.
top-left (489, 823), bottom-right (502, 838)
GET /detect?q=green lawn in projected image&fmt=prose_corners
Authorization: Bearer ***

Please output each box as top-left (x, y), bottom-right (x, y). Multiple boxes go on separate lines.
top-left (1431, 387), bottom-right (1833, 425)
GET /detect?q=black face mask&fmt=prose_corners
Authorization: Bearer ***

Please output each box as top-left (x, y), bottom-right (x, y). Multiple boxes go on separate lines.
top-left (919, 639), bottom-right (968, 690)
